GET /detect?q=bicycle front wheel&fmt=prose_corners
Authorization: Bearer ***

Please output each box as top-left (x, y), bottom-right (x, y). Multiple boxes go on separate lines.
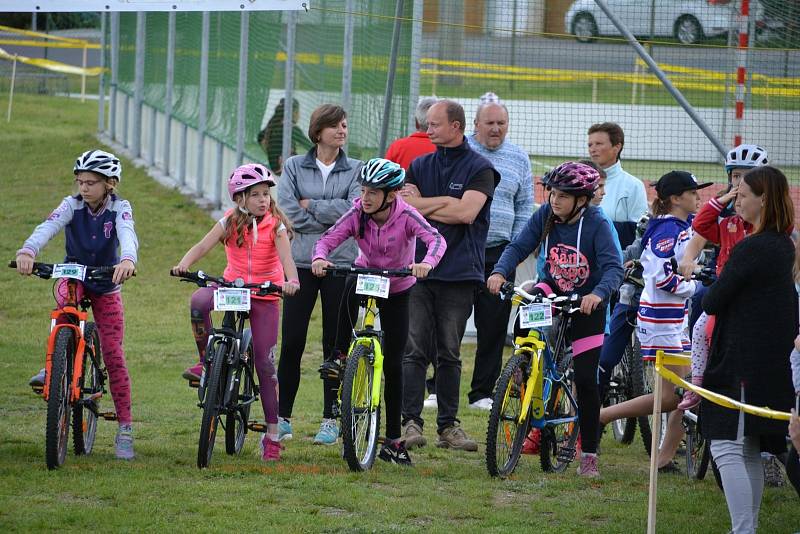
top-left (198, 343), bottom-right (227, 469)
top-left (225, 340), bottom-right (254, 455)
top-left (607, 344), bottom-right (638, 444)
top-left (540, 377), bottom-right (580, 473)
top-left (73, 323), bottom-right (101, 456)
top-left (485, 353), bottom-right (531, 478)
top-left (639, 356), bottom-right (668, 457)
top-left (46, 328), bottom-right (74, 470)
top-left (685, 415), bottom-right (710, 480)
top-left (341, 344), bottom-right (380, 472)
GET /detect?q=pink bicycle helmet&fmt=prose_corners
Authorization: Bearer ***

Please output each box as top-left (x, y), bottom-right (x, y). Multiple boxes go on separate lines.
top-left (227, 163), bottom-right (276, 201)
top-left (542, 161), bottom-right (600, 197)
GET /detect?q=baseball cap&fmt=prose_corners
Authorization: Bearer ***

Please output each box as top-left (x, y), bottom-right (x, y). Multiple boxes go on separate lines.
top-left (653, 170), bottom-right (713, 198)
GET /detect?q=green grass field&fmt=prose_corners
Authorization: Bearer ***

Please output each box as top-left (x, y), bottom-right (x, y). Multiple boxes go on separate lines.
top-left (0, 93), bottom-right (797, 532)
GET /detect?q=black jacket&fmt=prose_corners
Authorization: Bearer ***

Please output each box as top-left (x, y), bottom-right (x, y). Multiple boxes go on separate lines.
top-left (700, 230), bottom-right (796, 451)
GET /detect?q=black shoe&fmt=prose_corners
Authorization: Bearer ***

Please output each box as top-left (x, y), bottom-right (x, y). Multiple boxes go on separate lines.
top-left (379, 439), bottom-right (413, 466)
top-left (658, 460), bottom-right (680, 474)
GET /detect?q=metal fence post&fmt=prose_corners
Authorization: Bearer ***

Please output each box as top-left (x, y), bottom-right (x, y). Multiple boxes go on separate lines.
top-left (214, 141), bottom-right (224, 208)
top-left (97, 12), bottom-right (106, 134)
top-left (133, 12), bottom-right (146, 159)
top-left (281, 11), bottom-right (297, 167)
top-left (235, 12), bottom-right (250, 166)
top-left (179, 122), bottom-right (188, 186)
top-left (109, 12), bottom-right (119, 142)
top-left (341, 0), bottom-right (354, 115)
top-left (196, 12), bottom-right (210, 195)
top-left (164, 11), bottom-right (176, 176)
top-left (407, 0), bottom-right (423, 133)
top-left (378, 0), bottom-right (405, 156)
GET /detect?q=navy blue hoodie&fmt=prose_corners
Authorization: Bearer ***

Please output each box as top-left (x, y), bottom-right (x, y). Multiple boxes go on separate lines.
top-left (493, 204), bottom-right (623, 301)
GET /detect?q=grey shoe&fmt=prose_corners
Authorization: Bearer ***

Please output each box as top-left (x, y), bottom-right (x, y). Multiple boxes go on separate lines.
top-left (436, 423), bottom-right (478, 452)
top-left (401, 421), bottom-right (427, 449)
top-left (29, 368), bottom-right (46, 387)
top-left (115, 425), bottom-right (135, 460)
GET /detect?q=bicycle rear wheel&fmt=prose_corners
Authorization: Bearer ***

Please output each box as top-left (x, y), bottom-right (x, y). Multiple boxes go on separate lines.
top-left (540, 374), bottom-right (580, 473)
top-left (198, 343), bottom-right (227, 468)
top-left (46, 328), bottom-right (74, 470)
top-left (73, 323), bottom-right (102, 456)
top-left (639, 356), bottom-right (668, 457)
top-left (225, 340), bottom-right (254, 455)
top-left (607, 347), bottom-right (637, 444)
top-left (685, 415), bottom-right (710, 480)
top-left (485, 353), bottom-right (531, 478)
top-left (341, 344), bottom-right (380, 472)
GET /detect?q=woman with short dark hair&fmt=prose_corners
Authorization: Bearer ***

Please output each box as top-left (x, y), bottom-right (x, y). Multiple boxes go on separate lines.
top-left (276, 104), bottom-right (362, 445)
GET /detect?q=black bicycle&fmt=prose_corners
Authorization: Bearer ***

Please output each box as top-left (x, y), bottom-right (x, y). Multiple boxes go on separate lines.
top-left (172, 270), bottom-right (281, 469)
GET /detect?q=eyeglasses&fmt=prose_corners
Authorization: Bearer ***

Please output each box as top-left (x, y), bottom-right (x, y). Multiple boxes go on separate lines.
top-left (74, 178), bottom-right (103, 188)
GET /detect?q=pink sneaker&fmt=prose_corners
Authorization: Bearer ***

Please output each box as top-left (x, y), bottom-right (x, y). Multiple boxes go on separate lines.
top-left (182, 362), bottom-right (203, 381)
top-left (677, 390), bottom-right (701, 411)
top-left (261, 435), bottom-right (281, 462)
top-left (577, 454), bottom-right (600, 477)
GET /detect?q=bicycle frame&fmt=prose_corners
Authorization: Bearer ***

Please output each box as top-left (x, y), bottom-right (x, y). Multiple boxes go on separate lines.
top-left (44, 279), bottom-right (88, 404)
top-left (343, 294), bottom-right (384, 411)
top-left (201, 309), bottom-right (258, 411)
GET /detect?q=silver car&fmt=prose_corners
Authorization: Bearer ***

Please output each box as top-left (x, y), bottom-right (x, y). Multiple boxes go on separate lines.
top-left (565, 0), bottom-right (770, 45)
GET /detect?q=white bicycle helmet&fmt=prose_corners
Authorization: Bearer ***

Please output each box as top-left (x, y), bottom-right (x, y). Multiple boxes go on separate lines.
top-left (725, 144), bottom-right (768, 172)
top-left (74, 149), bottom-right (122, 181)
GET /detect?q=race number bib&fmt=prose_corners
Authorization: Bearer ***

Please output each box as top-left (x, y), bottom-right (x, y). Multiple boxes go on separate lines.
top-left (519, 303), bottom-right (552, 329)
top-left (214, 288), bottom-right (251, 311)
top-left (355, 274), bottom-right (390, 299)
top-left (52, 263), bottom-right (86, 281)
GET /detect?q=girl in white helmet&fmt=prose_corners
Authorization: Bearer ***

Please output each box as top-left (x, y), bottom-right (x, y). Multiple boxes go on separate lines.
top-left (678, 144), bottom-right (768, 411)
top-left (15, 149), bottom-right (139, 460)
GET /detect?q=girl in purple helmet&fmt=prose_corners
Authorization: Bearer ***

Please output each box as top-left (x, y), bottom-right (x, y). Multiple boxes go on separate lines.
top-left (172, 163), bottom-right (300, 462)
top-left (487, 161), bottom-right (623, 477)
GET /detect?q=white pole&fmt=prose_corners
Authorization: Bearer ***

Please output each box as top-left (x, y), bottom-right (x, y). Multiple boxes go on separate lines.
top-left (97, 12), bottom-right (107, 133)
top-left (646, 362), bottom-right (663, 534)
top-left (235, 11), bottom-right (250, 166)
top-left (81, 44), bottom-right (87, 103)
top-left (341, 0), bottom-right (354, 116)
top-left (7, 54), bottom-right (18, 123)
top-left (281, 11), bottom-right (297, 168)
top-left (407, 0), bottom-right (423, 133)
top-left (197, 12), bottom-right (210, 194)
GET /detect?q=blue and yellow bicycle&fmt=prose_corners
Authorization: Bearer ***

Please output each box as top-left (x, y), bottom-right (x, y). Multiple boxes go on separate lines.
top-left (486, 281), bottom-right (582, 478)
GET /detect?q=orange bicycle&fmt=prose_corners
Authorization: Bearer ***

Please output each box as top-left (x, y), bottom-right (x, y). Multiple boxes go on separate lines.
top-left (10, 261), bottom-right (119, 470)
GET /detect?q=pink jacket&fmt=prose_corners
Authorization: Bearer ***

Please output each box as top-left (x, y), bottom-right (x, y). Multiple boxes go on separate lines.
top-left (222, 209), bottom-right (284, 301)
top-left (313, 196), bottom-right (446, 294)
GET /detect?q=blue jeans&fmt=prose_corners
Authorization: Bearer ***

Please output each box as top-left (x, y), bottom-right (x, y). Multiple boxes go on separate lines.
top-left (598, 302), bottom-right (637, 396)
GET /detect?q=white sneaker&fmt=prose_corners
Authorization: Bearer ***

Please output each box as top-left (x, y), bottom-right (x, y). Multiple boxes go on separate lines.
top-left (468, 398), bottom-right (493, 410)
top-left (423, 394), bottom-right (437, 409)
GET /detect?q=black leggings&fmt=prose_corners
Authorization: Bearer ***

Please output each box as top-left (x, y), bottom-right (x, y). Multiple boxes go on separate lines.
top-left (277, 268), bottom-right (351, 420)
top-left (331, 275), bottom-right (410, 440)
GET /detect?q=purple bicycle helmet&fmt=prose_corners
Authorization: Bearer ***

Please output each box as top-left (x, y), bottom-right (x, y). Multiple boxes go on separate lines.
top-left (227, 163), bottom-right (276, 201)
top-left (542, 161), bottom-right (600, 197)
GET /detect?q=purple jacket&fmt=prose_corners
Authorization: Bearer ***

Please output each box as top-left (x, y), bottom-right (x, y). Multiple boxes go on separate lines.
top-left (313, 196), bottom-right (446, 294)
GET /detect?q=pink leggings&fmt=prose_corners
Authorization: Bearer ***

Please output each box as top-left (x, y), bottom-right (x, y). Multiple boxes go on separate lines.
top-left (190, 287), bottom-right (279, 425)
top-left (56, 280), bottom-right (132, 425)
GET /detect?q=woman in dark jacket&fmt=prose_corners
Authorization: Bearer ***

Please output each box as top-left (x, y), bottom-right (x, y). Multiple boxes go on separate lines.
top-left (701, 166), bottom-right (796, 534)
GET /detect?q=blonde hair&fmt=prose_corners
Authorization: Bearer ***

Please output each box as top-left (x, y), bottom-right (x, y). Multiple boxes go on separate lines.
top-left (223, 188), bottom-right (294, 247)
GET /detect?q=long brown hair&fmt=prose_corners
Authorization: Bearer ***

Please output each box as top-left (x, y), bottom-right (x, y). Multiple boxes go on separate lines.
top-left (743, 166), bottom-right (794, 235)
top-left (223, 187), bottom-right (294, 247)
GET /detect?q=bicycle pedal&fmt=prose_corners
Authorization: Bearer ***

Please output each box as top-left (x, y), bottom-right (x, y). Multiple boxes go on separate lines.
top-left (100, 411), bottom-right (117, 421)
top-left (31, 385), bottom-right (44, 395)
top-left (247, 421), bottom-right (267, 433)
top-left (557, 446), bottom-right (577, 463)
top-left (188, 379), bottom-right (200, 389)
top-left (88, 391), bottom-right (103, 401)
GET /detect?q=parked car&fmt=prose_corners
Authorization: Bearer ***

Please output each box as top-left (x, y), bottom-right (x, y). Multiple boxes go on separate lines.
top-left (565, 0), bottom-right (775, 45)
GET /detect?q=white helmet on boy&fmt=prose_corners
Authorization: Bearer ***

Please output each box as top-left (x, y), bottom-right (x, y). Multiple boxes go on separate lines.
top-left (725, 144), bottom-right (768, 172)
top-left (74, 149), bottom-right (122, 180)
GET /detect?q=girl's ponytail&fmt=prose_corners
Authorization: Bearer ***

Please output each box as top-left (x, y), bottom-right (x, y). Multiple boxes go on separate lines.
top-left (533, 210), bottom-right (557, 259)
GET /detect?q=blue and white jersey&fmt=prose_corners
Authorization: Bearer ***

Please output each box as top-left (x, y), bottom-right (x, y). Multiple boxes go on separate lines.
top-left (637, 215), bottom-right (697, 337)
top-left (19, 194), bottom-right (138, 294)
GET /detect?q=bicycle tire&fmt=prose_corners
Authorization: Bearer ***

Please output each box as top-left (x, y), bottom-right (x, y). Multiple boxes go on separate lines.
top-left (637, 340), bottom-right (667, 457)
top-left (225, 340), bottom-right (254, 455)
top-left (608, 346), bottom-right (637, 444)
top-left (685, 415), bottom-right (710, 480)
top-left (72, 323), bottom-right (101, 456)
top-left (198, 343), bottom-right (227, 469)
top-left (341, 344), bottom-right (381, 472)
top-left (46, 328), bottom-right (74, 470)
top-left (540, 372), bottom-right (580, 473)
top-left (485, 353), bottom-right (531, 478)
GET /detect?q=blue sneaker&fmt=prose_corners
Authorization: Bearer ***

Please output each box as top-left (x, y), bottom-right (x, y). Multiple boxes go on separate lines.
top-left (278, 417), bottom-right (293, 441)
top-left (313, 418), bottom-right (338, 445)
top-left (115, 424), bottom-right (135, 460)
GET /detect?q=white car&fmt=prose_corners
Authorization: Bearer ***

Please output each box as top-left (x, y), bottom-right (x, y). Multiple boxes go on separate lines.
top-left (565, 0), bottom-right (770, 45)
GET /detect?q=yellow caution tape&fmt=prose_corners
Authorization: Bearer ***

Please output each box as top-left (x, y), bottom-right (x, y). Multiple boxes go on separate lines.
top-left (0, 46), bottom-right (105, 76)
top-left (655, 350), bottom-right (790, 421)
top-left (0, 24), bottom-right (87, 44)
top-left (0, 39), bottom-right (100, 50)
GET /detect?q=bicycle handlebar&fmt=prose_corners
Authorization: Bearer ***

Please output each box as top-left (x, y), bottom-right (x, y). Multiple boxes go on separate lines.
top-left (9, 261), bottom-right (117, 281)
top-left (669, 258), bottom-right (715, 286)
top-left (170, 270), bottom-right (282, 295)
top-left (500, 281), bottom-right (582, 314)
top-left (323, 265), bottom-right (414, 277)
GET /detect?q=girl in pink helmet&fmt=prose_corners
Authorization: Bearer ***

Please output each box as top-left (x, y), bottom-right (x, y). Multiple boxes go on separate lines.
top-left (172, 163), bottom-right (300, 462)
